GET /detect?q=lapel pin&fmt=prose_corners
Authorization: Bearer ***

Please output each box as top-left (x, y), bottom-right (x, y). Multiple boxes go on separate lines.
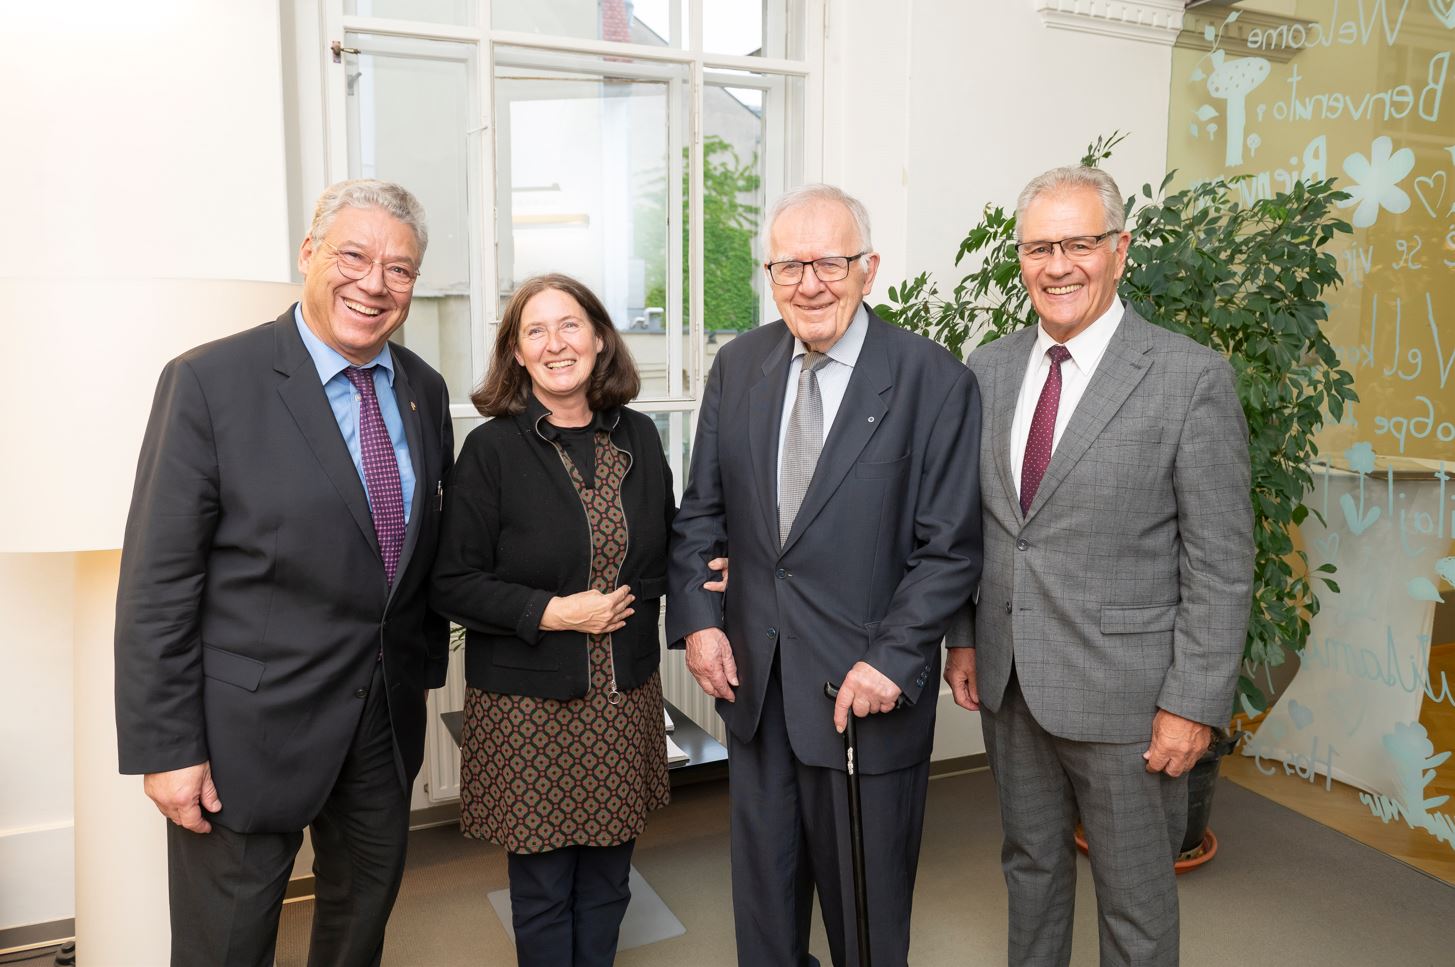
top-left (867, 416), bottom-right (875, 423)
top-left (410, 401), bottom-right (417, 412)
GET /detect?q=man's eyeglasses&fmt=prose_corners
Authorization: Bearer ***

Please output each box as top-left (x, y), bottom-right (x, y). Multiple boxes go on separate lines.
top-left (1013, 231), bottom-right (1118, 262)
top-left (764, 252), bottom-right (868, 286)
top-left (323, 242), bottom-right (420, 292)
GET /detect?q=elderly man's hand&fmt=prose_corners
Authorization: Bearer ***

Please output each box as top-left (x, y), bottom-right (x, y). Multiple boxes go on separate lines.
top-left (1143, 710), bottom-right (1212, 777)
top-left (685, 627), bottom-right (738, 702)
top-left (832, 661), bottom-right (901, 733)
top-left (703, 557), bottom-right (730, 593)
top-left (144, 761), bottom-right (222, 834)
top-left (943, 647), bottom-right (980, 711)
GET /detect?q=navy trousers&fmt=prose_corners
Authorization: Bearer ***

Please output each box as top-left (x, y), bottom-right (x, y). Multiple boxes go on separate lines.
top-left (507, 840), bottom-right (636, 967)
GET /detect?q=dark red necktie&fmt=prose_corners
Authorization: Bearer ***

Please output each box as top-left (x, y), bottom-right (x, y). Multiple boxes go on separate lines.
top-left (1019, 344), bottom-right (1071, 516)
top-left (344, 366), bottom-right (406, 584)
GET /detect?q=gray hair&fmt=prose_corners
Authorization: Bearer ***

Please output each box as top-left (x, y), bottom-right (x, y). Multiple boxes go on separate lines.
top-left (763, 183), bottom-right (874, 259)
top-left (1014, 166), bottom-right (1125, 241)
top-left (308, 179), bottom-right (429, 255)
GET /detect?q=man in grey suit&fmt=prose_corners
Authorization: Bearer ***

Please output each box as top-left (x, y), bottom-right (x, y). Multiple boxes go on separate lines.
top-left (669, 184), bottom-right (982, 966)
top-left (945, 164), bottom-right (1253, 966)
top-left (115, 179), bottom-right (453, 966)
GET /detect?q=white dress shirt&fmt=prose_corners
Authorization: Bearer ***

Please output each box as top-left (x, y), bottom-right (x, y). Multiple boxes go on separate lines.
top-left (1009, 300), bottom-right (1124, 493)
top-left (776, 302), bottom-right (869, 495)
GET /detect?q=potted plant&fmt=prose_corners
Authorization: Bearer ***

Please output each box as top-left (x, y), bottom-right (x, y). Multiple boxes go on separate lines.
top-left (877, 132), bottom-right (1357, 861)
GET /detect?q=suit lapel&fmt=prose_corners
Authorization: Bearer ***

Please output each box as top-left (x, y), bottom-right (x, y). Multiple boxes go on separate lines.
top-left (748, 328), bottom-right (794, 547)
top-left (273, 311), bottom-right (380, 560)
top-left (990, 328), bottom-right (1036, 520)
top-left (387, 352), bottom-right (428, 595)
top-left (1023, 307), bottom-right (1153, 524)
top-left (779, 314), bottom-right (892, 557)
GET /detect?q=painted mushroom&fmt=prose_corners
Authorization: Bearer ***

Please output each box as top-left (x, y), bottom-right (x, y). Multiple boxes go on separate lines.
top-left (1206, 50), bottom-right (1270, 167)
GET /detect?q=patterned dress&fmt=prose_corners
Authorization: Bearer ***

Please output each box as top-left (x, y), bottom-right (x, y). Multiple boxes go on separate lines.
top-left (459, 428), bottom-right (671, 854)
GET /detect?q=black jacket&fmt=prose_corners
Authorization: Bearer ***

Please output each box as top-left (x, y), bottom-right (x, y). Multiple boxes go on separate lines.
top-left (431, 396), bottom-right (675, 699)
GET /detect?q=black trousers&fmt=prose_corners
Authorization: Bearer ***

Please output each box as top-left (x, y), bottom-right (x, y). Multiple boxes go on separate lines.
top-left (728, 660), bottom-right (929, 967)
top-left (506, 840), bottom-right (636, 967)
top-left (166, 663), bottom-right (410, 967)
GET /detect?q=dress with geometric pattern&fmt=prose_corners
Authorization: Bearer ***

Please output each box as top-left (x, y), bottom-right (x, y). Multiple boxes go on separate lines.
top-left (459, 428), bottom-right (671, 854)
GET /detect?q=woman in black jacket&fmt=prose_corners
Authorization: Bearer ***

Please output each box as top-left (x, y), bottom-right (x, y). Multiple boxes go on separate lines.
top-left (431, 273), bottom-right (676, 966)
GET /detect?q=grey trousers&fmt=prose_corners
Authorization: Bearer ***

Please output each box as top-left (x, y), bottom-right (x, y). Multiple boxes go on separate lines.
top-left (982, 671), bottom-right (1187, 967)
top-left (727, 659), bottom-right (929, 967)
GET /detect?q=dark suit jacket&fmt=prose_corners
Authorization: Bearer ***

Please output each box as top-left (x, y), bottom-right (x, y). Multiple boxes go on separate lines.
top-left (115, 306), bottom-right (454, 833)
top-left (667, 309), bottom-right (983, 774)
top-left (951, 304), bottom-right (1254, 742)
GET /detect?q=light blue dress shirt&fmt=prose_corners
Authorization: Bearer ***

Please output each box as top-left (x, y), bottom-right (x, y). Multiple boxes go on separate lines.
top-left (294, 305), bottom-right (416, 524)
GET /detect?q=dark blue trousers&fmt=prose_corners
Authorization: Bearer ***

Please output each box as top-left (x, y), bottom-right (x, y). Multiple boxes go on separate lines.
top-left (507, 840), bottom-right (635, 967)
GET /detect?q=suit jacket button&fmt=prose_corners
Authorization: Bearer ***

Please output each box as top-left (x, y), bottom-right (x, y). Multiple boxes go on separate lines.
top-left (775, 568), bottom-right (787, 579)
top-left (1004, 601), bottom-right (1012, 614)
top-left (1016, 538), bottom-right (1029, 551)
top-left (766, 628), bottom-right (778, 640)
top-left (354, 688), bottom-right (368, 699)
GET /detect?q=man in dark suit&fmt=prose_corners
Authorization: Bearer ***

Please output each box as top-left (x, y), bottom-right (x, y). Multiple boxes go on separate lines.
top-left (945, 165), bottom-right (1254, 966)
top-left (115, 179), bottom-right (454, 967)
top-left (668, 184), bottom-right (982, 966)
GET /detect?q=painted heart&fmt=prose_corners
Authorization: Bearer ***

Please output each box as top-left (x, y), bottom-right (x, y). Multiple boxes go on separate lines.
top-left (1413, 170), bottom-right (1447, 218)
top-left (1339, 492), bottom-right (1380, 535)
top-left (1289, 699), bottom-right (1314, 730)
top-left (1430, 0), bottom-right (1455, 30)
top-left (1313, 531), bottom-right (1340, 562)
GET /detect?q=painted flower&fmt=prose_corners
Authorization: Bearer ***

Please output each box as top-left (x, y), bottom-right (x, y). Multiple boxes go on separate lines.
top-left (1344, 441), bottom-right (1376, 474)
top-left (1339, 136), bottom-right (1415, 228)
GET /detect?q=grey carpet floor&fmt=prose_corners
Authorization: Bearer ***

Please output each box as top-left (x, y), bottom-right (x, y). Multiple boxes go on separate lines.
top-left (278, 770), bottom-right (1454, 965)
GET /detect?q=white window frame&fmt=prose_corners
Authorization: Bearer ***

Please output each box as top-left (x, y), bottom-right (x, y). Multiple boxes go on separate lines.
top-left (315, 0), bottom-right (825, 424)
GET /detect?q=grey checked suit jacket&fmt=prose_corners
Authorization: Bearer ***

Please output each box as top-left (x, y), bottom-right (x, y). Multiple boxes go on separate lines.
top-left (951, 304), bottom-right (1253, 742)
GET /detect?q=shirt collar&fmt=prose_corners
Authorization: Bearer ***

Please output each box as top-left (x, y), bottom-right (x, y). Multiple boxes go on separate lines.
top-left (1033, 298), bottom-right (1123, 376)
top-left (793, 302), bottom-right (868, 369)
top-left (293, 303), bottom-right (396, 386)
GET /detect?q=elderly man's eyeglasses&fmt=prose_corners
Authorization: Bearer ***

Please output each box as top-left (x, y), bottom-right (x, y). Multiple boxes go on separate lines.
top-left (1014, 231), bottom-right (1118, 262)
top-left (323, 242), bottom-right (420, 292)
top-left (764, 252), bottom-right (867, 286)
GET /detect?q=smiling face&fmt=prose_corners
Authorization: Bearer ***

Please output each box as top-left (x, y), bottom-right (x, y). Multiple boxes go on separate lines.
top-left (297, 205), bottom-right (421, 364)
top-left (767, 199), bottom-right (880, 353)
top-left (1018, 186), bottom-right (1129, 342)
top-left (513, 287), bottom-right (604, 413)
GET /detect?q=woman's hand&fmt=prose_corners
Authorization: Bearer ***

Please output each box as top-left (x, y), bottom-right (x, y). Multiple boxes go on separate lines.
top-left (541, 586), bottom-right (635, 634)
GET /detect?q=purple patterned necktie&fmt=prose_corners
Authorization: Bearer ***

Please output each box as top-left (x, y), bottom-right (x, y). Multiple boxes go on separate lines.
top-left (343, 366), bottom-right (406, 584)
top-left (1019, 344), bottom-right (1072, 516)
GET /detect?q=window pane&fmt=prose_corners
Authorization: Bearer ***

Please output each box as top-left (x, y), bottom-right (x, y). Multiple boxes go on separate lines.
top-left (343, 33), bottom-right (479, 403)
top-left (346, 0), bottom-right (476, 27)
top-left (493, 0), bottom-right (685, 48)
top-left (703, 0), bottom-right (805, 60)
top-left (494, 46), bottom-right (689, 400)
top-left (641, 409), bottom-right (695, 500)
top-left (701, 73), bottom-right (802, 332)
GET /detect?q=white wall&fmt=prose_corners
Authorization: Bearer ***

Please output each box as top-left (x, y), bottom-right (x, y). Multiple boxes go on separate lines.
top-left (0, 1), bottom-right (295, 952)
top-left (822, 0), bottom-right (1177, 759)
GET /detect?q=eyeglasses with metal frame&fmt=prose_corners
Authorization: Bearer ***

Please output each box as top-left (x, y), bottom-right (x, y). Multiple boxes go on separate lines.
top-left (763, 251), bottom-right (868, 286)
top-left (1013, 231), bottom-right (1119, 262)
top-left (323, 241), bottom-right (420, 292)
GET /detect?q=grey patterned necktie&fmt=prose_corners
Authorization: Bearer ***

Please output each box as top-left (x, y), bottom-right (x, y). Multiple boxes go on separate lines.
top-left (779, 351), bottom-right (830, 546)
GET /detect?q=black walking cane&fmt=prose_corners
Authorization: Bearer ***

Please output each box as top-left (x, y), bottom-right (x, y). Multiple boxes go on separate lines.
top-left (824, 681), bottom-right (873, 967)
